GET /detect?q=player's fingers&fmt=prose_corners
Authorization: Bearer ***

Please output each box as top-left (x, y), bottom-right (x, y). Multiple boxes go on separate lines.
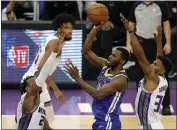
top-left (69, 63), bottom-right (76, 72)
top-left (120, 13), bottom-right (127, 23)
top-left (120, 13), bottom-right (125, 20)
top-left (70, 62), bottom-right (75, 69)
top-left (67, 64), bottom-right (74, 72)
top-left (57, 97), bottom-right (61, 104)
top-left (62, 97), bottom-right (66, 104)
top-left (154, 33), bottom-right (156, 37)
top-left (66, 65), bottom-right (75, 74)
top-left (63, 67), bottom-right (70, 74)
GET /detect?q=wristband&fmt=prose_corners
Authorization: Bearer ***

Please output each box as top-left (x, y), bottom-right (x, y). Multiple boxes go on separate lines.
top-left (129, 29), bottom-right (134, 33)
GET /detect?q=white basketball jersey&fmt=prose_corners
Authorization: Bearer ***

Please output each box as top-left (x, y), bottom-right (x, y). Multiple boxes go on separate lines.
top-left (135, 76), bottom-right (168, 127)
top-left (16, 94), bottom-right (46, 130)
top-left (29, 34), bottom-right (61, 76)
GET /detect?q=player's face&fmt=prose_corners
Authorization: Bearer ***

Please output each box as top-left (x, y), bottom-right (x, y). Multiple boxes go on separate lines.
top-left (26, 78), bottom-right (35, 91)
top-left (151, 59), bottom-right (165, 75)
top-left (26, 78), bottom-right (42, 94)
top-left (60, 22), bottom-right (73, 41)
top-left (108, 50), bottom-right (122, 68)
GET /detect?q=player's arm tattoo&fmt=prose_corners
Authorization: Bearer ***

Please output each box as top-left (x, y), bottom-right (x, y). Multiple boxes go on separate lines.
top-left (74, 76), bottom-right (127, 99)
top-left (82, 27), bottom-right (108, 69)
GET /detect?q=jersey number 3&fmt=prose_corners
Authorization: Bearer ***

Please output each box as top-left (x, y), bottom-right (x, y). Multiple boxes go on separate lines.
top-left (39, 115), bottom-right (45, 126)
top-left (154, 95), bottom-right (163, 113)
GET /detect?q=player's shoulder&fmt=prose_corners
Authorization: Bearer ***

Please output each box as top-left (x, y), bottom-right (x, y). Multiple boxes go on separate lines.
top-left (111, 70), bottom-right (128, 84)
top-left (114, 70), bottom-right (128, 78)
top-left (45, 34), bottom-right (59, 41)
top-left (45, 35), bottom-right (59, 47)
top-left (158, 75), bottom-right (168, 84)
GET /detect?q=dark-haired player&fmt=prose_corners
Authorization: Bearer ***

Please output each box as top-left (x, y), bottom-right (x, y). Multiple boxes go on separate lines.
top-left (20, 13), bottom-right (75, 124)
top-left (120, 13), bottom-right (172, 129)
top-left (16, 76), bottom-right (53, 130)
top-left (64, 24), bottom-right (130, 130)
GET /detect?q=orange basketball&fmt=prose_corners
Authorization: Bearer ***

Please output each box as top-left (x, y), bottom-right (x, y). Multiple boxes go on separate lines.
top-left (88, 3), bottom-right (109, 25)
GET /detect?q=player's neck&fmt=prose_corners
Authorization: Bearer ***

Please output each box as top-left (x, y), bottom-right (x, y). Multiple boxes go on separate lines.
top-left (110, 65), bottom-right (123, 75)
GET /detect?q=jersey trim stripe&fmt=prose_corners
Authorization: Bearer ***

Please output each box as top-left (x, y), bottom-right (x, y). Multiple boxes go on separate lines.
top-left (105, 92), bottom-right (120, 130)
top-left (138, 91), bottom-right (151, 127)
top-left (111, 73), bottom-right (128, 80)
top-left (18, 112), bottom-right (33, 130)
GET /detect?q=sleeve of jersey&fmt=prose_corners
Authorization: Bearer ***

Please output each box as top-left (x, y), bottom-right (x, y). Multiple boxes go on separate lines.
top-left (35, 51), bottom-right (58, 88)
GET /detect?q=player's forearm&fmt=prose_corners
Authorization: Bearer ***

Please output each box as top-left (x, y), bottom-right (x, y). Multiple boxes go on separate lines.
top-left (46, 76), bottom-right (59, 91)
top-left (156, 40), bottom-right (163, 57)
top-left (82, 28), bottom-right (98, 55)
top-left (163, 21), bottom-right (171, 45)
top-left (75, 77), bottom-right (99, 99)
top-left (126, 31), bottom-right (131, 46)
top-left (35, 52), bottom-right (58, 88)
top-left (126, 22), bottom-right (135, 46)
top-left (129, 32), bottom-right (145, 58)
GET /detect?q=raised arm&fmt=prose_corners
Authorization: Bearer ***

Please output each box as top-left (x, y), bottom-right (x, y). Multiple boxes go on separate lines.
top-left (126, 22), bottom-right (135, 53)
top-left (120, 13), bottom-right (155, 79)
top-left (82, 25), bottom-right (108, 69)
top-left (36, 39), bottom-right (59, 71)
top-left (34, 50), bottom-right (66, 104)
top-left (36, 33), bottom-right (65, 71)
top-left (154, 26), bottom-right (163, 58)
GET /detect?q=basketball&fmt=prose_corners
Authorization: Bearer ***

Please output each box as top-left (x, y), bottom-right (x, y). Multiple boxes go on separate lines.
top-left (88, 3), bottom-right (109, 25)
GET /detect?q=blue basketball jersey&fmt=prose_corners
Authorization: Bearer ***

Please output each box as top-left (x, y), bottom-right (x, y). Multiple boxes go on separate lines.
top-left (92, 66), bottom-right (128, 122)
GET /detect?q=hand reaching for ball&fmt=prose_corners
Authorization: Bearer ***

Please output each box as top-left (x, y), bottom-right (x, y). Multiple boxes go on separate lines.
top-left (101, 21), bottom-right (114, 31)
top-left (93, 21), bottom-right (113, 31)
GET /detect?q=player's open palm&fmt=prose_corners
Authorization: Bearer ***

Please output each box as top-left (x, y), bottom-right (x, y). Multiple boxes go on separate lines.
top-left (64, 62), bottom-right (79, 80)
top-left (57, 33), bottom-right (66, 54)
top-left (120, 13), bottom-right (132, 32)
top-left (54, 90), bottom-right (66, 104)
top-left (154, 25), bottom-right (162, 44)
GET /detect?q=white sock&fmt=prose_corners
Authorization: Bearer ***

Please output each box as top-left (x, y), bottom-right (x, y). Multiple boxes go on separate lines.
top-left (45, 104), bottom-right (55, 125)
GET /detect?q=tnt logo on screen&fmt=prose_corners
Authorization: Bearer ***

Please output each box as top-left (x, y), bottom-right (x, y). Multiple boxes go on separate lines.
top-left (7, 46), bottom-right (29, 67)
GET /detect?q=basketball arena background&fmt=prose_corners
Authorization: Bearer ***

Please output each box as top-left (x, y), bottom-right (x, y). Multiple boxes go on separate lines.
top-left (1, 20), bottom-right (176, 129)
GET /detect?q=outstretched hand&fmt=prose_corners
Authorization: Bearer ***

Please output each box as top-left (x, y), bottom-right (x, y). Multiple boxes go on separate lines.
top-left (154, 25), bottom-right (162, 44)
top-left (120, 13), bottom-right (133, 32)
top-left (64, 62), bottom-right (80, 80)
top-left (54, 90), bottom-right (66, 104)
top-left (93, 21), bottom-right (107, 31)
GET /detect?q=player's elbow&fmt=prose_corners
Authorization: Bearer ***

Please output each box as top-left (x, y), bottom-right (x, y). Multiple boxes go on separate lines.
top-left (92, 90), bottom-right (102, 99)
top-left (81, 48), bottom-right (88, 56)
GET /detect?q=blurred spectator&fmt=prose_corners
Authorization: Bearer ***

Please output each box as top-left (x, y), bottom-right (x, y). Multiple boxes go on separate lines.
top-left (41, 1), bottom-right (80, 20)
top-left (14, 1), bottom-right (33, 20)
top-left (77, 1), bottom-right (96, 20)
top-left (2, 1), bottom-right (33, 21)
top-left (2, 1), bottom-right (17, 21)
top-left (41, 1), bottom-right (96, 20)
top-left (167, 1), bottom-right (177, 78)
top-left (127, 1), bottom-right (172, 115)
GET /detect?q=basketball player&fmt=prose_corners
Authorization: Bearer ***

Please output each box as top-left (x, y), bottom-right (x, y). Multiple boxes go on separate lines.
top-left (20, 13), bottom-right (75, 124)
top-left (16, 76), bottom-right (53, 130)
top-left (120, 13), bottom-right (172, 129)
top-left (64, 24), bottom-right (130, 130)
